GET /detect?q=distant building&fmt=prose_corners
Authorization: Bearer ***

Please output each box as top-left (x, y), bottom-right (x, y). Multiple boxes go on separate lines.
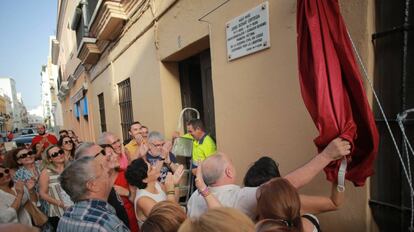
top-left (0, 77), bottom-right (21, 130)
top-left (16, 93), bottom-right (28, 129)
top-left (28, 105), bottom-right (44, 126)
top-left (0, 90), bottom-right (12, 131)
top-left (40, 36), bottom-right (64, 132)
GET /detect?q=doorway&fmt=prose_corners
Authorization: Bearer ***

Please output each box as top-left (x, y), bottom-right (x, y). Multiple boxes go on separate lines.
top-left (178, 49), bottom-right (216, 140)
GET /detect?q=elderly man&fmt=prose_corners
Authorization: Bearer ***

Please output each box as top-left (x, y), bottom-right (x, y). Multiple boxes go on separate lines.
top-left (58, 156), bottom-right (129, 232)
top-left (187, 138), bottom-right (351, 219)
top-left (98, 132), bottom-right (129, 170)
top-left (74, 142), bottom-right (130, 229)
top-left (140, 131), bottom-right (180, 183)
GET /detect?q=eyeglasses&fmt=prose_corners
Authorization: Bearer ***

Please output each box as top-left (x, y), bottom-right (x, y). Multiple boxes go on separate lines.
top-left (49, 149), bottom-right (65, 158)
top-left (151, 142), bottom-right (164, 148)
top-left (0, 169), bottom-right (10, 178)
top-left (94, 149), bottom-right (106, 158)
top-left (17, 151), bottom-right (33, 159)
top-left (111, 139), bottom-right (121, 146)
top-left (63, 140), bottom-right (73, 145)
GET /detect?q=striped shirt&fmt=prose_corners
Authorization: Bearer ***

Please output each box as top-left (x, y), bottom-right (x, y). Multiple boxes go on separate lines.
top-left (57, 199), bottom-right (130, 232)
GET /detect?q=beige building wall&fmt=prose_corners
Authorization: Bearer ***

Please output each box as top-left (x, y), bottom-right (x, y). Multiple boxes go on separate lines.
top-left (57, 0), bottom-right (377, 231)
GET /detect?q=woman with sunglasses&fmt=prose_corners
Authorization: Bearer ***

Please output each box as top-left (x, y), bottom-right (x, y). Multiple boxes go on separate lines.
top-left (67, 130), bottom-right (81, 147)
top-left (39, 145), bottom-right (71, 230)
top-left (13, 148), bottom-right (41, 188)
top-left (57, 136), bottom-right (75, 162)
top-left (0, 165), bottom-right (37, 225)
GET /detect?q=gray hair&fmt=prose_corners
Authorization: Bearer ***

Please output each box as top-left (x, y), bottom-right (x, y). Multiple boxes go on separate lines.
top-left (202, 153), bottom-right (227, 185)
top-left (74, 142), bottom-right (95, 160)
top-left (59, 156), bottom-right (96, 202)
top-left (96, 132), bottom-right (114, 145)
top-left (148, 131), bottom-right (164, 143)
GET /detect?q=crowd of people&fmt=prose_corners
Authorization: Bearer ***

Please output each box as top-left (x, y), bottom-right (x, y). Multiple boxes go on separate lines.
top-left (0, 120), bottom-right (351, 232)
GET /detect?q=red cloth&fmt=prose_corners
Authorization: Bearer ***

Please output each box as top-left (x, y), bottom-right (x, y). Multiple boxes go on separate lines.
top-left (297, 0), bottom-right (379, 186)
top-left (115, 170), bottom-right (139, 232)
top-left (31, 134), bottom-right (58, 149)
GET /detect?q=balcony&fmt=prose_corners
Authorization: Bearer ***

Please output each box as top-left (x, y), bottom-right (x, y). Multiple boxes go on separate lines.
top-left (89, 0), bottom-right (128, 41)
top-left (77, 37), bottom-right (101, 65)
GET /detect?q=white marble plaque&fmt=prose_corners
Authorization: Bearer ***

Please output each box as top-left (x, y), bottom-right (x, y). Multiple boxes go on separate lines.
top-left (226, 1), bottom-right (270, 61)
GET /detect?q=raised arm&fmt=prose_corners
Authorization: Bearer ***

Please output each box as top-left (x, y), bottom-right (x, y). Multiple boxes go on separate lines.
top-left (284, 138), bottom-right (351, 189)
top-left (300, 181), bottom-right (346, 214)
top-left (195, 161), bottom-right (222, 209)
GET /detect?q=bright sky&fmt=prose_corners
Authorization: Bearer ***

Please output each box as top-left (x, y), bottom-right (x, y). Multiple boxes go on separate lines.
top-left (0, 1), bottom-right (58, 110)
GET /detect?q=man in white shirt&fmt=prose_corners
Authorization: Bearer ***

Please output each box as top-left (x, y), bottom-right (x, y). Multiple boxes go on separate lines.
top-left (187, 137), bottom-right (351, 219)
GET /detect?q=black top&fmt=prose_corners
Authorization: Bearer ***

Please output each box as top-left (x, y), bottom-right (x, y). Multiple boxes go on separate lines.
top-left (108, 187), bottom-right (130, 228)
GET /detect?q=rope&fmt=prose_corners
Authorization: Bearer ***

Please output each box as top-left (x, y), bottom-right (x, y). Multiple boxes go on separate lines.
top-left (397, 109), bottom-right (414, 228)
top-left (347, 31), bottom-right (414, 229)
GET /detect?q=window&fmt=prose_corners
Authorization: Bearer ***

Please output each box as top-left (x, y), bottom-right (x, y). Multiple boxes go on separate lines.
top-left (71, 0), bottom-right (100, 48)
top-left (74, 103), bottom-right (80, 120)
top-left (98, 93), bottom-right (106, 132)
top-left (370, 0), bottom-right (414, 231)
top-left (118, 79), bottom-right (133, 140)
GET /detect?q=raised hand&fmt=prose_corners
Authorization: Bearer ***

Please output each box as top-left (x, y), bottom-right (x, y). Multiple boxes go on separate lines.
top-left (195, 161), bottom-right (207, 191)
top-left (135, 133), bottom-right (144, 145)
top-left (162, 141), bottom-right (172, 155)
top-left (25, 178), bottom-right (36, 191)
top-left (139, 143), bottom-right (149, 157)
top-left (322, 138), bottom-right (351, 161)
top-left (173, 164), bottom-right (184, 185)
top-left (15, 181), bottom-right (25, 195)
top-left (165, 172), bottom-right (174, 190)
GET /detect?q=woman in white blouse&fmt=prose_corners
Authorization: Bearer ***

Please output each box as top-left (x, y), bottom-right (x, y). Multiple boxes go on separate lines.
top-left (0, 165), bottom-right (37, 225)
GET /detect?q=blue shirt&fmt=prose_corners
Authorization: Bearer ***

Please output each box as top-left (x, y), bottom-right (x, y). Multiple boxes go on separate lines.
top-left (57, 199), bottom-right (130, 232)
top-left (146, 152), bottom-right (177, 183)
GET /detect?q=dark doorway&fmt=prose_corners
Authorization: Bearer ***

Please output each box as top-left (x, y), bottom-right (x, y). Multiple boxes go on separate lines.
top-left (179, 49), bottom-right (216, 140)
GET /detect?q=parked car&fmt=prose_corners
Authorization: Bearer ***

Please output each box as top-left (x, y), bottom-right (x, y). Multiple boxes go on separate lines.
top-left (20, 128), bottom-right (37, 135)
top-left (13, 128), bottom-right (37, 147)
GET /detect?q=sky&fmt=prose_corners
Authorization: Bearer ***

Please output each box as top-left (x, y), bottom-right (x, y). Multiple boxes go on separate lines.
top-left (0, 1), bottom-right (58, 110)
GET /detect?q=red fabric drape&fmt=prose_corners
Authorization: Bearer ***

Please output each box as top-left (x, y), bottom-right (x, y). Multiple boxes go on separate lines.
top-left (297, 0), bottom-right (379, 186)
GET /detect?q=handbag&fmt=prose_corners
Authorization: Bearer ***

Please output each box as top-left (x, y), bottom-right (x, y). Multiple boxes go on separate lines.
top-left (24, 201), bottom-right (48, 226)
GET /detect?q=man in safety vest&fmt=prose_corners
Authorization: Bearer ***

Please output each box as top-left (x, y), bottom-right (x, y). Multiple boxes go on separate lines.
top-left (184, 119), bottom-right (216, 174)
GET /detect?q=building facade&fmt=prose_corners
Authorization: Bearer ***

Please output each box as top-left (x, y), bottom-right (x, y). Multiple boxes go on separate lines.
top-left (55, 0), bottom-right (379, 231)
top-left (0, 77), bottom-right (26, 130)
top-left (41, 36), bottom-right (64, 132)
top-left (0, 91), bottom-right (13, 132)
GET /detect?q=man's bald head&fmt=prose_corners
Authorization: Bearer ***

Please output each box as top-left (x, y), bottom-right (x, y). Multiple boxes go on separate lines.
top-left (202, 152), bottom-right (233, 186)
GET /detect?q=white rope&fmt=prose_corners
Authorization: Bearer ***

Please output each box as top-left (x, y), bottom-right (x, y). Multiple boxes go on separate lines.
top-left (347, 31), bottom-right (414, 193)
top-left (347, 30), bottom-right (414, 230)
top-left (397, 109), bottom-right (414, 228)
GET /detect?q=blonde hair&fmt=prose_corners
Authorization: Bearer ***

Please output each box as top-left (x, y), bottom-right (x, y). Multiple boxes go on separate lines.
top-left (141, 201), bottom-right (186, 232)
top-left (41, 145), bottom-right (67, 172)
top-left (178, 207), bottom-right (255, 232)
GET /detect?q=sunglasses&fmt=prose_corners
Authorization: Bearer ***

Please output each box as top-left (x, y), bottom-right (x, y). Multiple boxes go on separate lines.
top-left (49, 149), bottom-right (65, 158)
top-left (63, 140), bottom-right (73, 145)
top-left (94, 149), bottom-right (107, 158)
top-left (0, 169), bottom-right (10, 178)
top-left (17, 151), bottom-right (33, 160)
